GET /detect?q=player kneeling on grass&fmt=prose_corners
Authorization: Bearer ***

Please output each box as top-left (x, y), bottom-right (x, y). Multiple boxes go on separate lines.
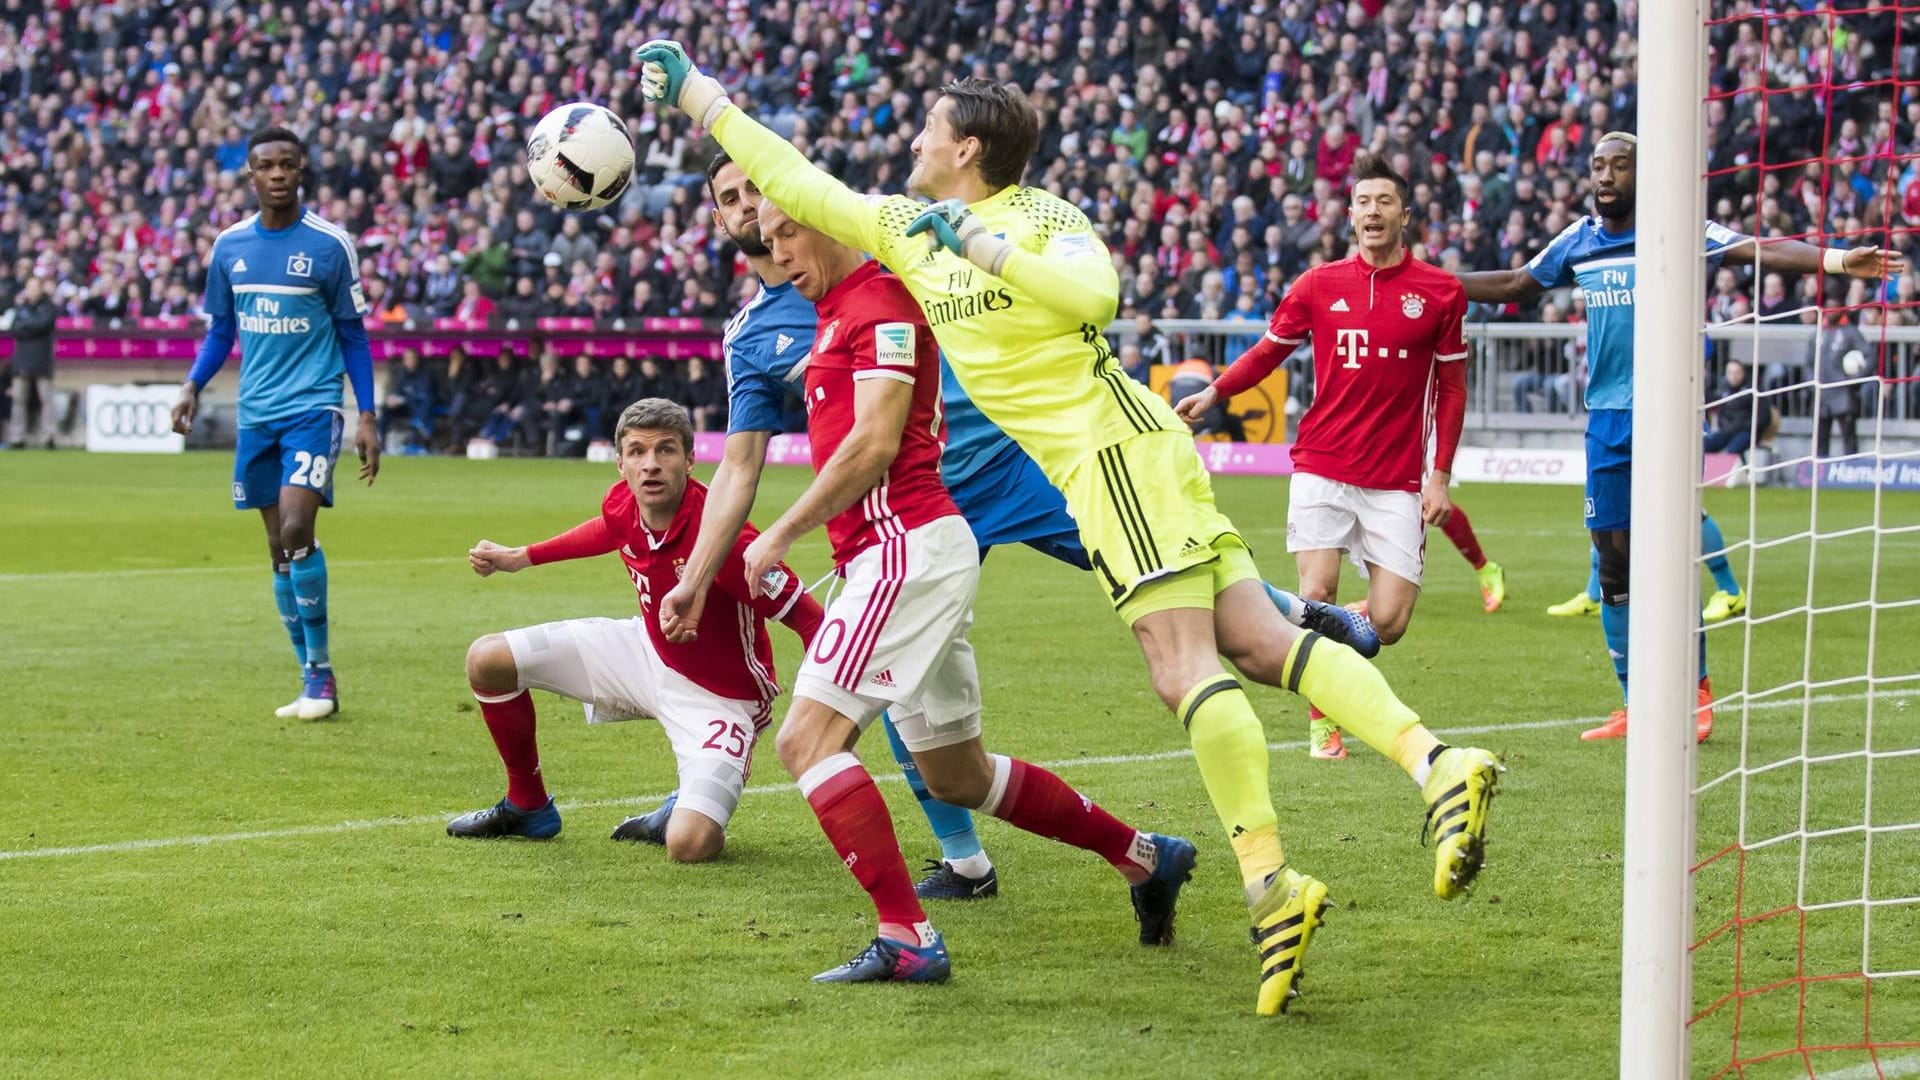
top-left (446, 398), bottom-right (823, 860)
top-left (740, 198), bottom-right (1195, 985)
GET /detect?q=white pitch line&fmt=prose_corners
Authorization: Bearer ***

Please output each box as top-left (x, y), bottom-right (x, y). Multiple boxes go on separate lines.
top-left (0, 556), bottom-right (456, 584)
top-left (1824, 1053), bottom-right (1920, 1080)
top-left (5, 687), bottom-right (1916, 864)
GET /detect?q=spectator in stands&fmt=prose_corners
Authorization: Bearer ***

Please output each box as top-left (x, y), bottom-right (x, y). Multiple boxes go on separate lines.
top-left (423, 254), bottom-right (461, 320)
top-left (508, 210), bottom-right (551, 281)
top-left (498, 277), bottom-right (541, 328)
top-left (7, 272), bottom-right (57, 448)
top-left (603, 356), bottom-right (640, 437)
top-left (532, 349), bottom-right (572, 456)
top-left (683, 357), bottom-right (726, 432)
top-left (549, 216), bottom-right (598, 269)
top-left (1810, 309), bottom-right (1871, 459)
top-left (1704, 359), bottom-right (1774, 457)
top-left (633, 356), bottom-right (679, 403)
top-left (379, 347), bottom-right (439, 454)
top-left (566, 353), bottom-right (608, 449)
top-left (478, 348), bottom-right (535, 449)
top-left (454, 279), bottom-right (496, 325)
top-left (442, 346), bottom-right (486, 450)
top-left (1134, 314), bottom-right (1174, 369)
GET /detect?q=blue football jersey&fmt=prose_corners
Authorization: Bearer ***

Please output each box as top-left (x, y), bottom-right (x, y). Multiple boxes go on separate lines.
top-left (723, 280), bottom-right (819, 435)
top-left (1526, 216), bottom-right (1742, 411)
top-left (202, 210), bottom-right (368, 426)
top-left (939, 358), bottom-right (1030, 489)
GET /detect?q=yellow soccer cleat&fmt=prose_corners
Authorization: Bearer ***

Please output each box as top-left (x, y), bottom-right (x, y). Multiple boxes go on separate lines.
top-left (1546, 591), bottom-right (1600, 617)
top-left (1703, 589), bottom-right (1746, 623)
top-left (1477, 561), bottom-right (1507, 613)
top-left (1250, 868), bottom-right (1330, 1016)
top-left (1421, 747), bottom-right (1504, 901)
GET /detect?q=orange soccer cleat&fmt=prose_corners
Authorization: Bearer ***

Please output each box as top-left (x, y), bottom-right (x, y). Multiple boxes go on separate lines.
top-left (1580, 678), bottom-right (1715, 744)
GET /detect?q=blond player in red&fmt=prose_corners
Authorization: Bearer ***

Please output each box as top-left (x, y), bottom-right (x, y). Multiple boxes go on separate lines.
top-left (447, 399), bottom-right (822, 861)
top-left (737, 198), bottom-right (1197, 986)
top-left (1176, 152), bottom-right (1474, 761)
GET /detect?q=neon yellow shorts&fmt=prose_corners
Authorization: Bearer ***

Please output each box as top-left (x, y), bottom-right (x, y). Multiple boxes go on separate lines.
top-left (1056, 431), bottom-right (1259, 626)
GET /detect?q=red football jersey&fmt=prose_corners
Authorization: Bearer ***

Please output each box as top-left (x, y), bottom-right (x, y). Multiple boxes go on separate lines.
top-left (802, 260), bottom-right (959, 566)
top-left (1267, 254), bottom-right (1469, 492)
top-left (529, 478), bottom-right (810, 707)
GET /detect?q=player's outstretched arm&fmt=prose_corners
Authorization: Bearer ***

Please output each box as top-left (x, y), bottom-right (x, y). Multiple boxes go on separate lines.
top-left (659, 429), bottom-right (772, 643)
top-left (740, 378), bottom-right (912, 589)
top-left (1718, 235), bottom-right (1906, 279)
top-left (472, 516), bottom-right (619, 577)
top-left (634, 40), bottom-right (884, 258)
top-left (1454, 267), bottom-right (1547, 304)
top-left (906, 200), bottom-right (1120, 326)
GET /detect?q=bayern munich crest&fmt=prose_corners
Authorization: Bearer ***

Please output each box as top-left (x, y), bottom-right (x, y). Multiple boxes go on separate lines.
top-left (1401, 293), bottom-right (1425, 318)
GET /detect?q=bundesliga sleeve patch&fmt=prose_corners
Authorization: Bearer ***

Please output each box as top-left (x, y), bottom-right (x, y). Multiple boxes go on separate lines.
top-left (1044, 232), bottom-right (1097, 258)
top-left (874, 323), bottom-right (916, 367)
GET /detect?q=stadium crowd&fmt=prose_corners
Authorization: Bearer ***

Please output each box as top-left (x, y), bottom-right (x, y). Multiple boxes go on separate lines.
top-left (0, 0), bottom-right (1914, 451)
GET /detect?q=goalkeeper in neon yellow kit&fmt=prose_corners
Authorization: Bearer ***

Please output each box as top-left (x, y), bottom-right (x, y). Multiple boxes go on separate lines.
top-left (635, 40), bottom-right (1505, 1016)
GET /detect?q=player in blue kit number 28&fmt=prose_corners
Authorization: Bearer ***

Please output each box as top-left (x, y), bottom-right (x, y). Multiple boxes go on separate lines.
top-left (170, 127), bottom-right (379, 721)
top-left (646, 153), bottom-right (1374, 902)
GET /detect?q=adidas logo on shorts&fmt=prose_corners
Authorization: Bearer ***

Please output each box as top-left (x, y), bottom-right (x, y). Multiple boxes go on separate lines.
top-left (868, 669), bottom-right (896, 689)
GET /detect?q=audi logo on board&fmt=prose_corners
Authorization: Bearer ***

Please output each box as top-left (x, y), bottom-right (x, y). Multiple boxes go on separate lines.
top-left (90, 397), bottom-right (172, 438)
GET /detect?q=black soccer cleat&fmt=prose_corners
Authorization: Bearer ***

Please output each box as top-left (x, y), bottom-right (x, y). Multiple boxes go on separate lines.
top-left (811, 932), bottom-right (951, 984)
top-left (1130, 833), bottom-right (1198, 946)
top-left (611, 791), bottom-right (678, 843)
top-left (1298, 599), bottom-right (1382, 659)
top-left (913, 859), bottom-right (1000, 901)
top-left (446, 797), bottom-right (561, 839)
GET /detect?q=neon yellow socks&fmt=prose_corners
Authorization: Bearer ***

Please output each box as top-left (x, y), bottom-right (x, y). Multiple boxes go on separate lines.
top-left (1179, 675), bottom-right (1286, 889)
top-left (1285, 632), bottom-right (1436, 780)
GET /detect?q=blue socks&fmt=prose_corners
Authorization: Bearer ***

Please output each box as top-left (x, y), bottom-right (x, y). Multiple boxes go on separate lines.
top-left (1264, 581), bottom-right (1302, 623)
top-left (272, 565), bottom-right (307, 666)
top-left (1701, 513), bottom-right (1741, 596)
top-left (288, 544), bottom-right (330, 669)
top-left (881, 712), bottom-right (984, 864)
top-left (1601, 599), bottom-right (1630, 697)
top-left (1585, 547), bottom-right (1602, 604)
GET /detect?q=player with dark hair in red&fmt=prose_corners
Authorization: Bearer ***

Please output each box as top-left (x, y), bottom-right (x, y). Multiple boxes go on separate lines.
top-left (738, 197), bottom-right (1196, 985)
top-left (1176, 151), bottom-right (1481, 761)
top-left (447, 398), bottom-right (822, 861)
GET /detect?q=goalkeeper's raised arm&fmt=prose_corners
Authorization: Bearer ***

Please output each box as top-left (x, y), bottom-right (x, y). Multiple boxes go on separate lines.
top-left (633, 41), bottom-right (1117, 327)
top-left (634, 40), bottom-right (886, 258)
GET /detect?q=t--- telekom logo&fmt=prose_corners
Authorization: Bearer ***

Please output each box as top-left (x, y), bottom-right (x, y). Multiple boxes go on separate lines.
top-left (1335, 327), bottom-right (1370, 369)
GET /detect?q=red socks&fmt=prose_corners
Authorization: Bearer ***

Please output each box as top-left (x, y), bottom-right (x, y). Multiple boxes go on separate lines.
top-left (797, 753), bottom-right (927, 941)
top-left (474, 686), bottom-right (547, 811)
top-left (1441, 504), bottom-right (1487, 570)
top-left (979, 755), bottom-right (1150, 882)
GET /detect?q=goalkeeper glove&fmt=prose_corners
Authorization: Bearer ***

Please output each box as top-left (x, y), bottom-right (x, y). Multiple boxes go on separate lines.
top-left (632, 39), bottom-right (731, 129)
top-left (906, 199), bottom-right (1013, 276)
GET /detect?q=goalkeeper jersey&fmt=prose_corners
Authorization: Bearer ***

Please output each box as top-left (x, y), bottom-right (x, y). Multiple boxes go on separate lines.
top-left (710, 106), bottom-right (1180, 483)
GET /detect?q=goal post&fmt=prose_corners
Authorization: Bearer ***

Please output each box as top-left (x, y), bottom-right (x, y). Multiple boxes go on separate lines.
top-left (1622, 1), bottom-right (1708, 1076)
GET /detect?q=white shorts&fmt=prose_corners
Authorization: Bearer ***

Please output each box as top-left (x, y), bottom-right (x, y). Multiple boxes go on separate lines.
top-left (1286, 471), bottom-right (1426, 586)
top-left (792, 514), bottom-right (983, 753)
top-left (503, 617), bottom-right (768, 828)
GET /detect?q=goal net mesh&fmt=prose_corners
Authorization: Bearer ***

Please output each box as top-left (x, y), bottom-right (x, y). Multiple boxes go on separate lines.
top-left (1691, 4), bottom-right (1920, 1076)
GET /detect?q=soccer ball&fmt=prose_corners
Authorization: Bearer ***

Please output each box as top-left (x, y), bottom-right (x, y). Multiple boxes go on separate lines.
top-left (1841, 349), bottom-right (1871, 378)
top-left (526, 103), bottom-right (635, 211)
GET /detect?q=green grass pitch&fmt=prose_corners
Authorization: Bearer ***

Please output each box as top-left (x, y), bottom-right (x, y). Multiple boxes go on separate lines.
top-left (2, 451), bottom-right (1915, 1078)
